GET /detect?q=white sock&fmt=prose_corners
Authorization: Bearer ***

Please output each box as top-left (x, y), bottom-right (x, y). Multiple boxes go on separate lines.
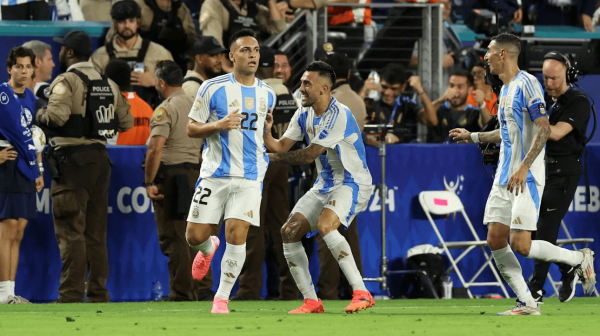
top-left (283, 242), bottom-right (318, 300)
top-left (492, 246), bottom-right (536, 307)
top-left (323, 231), bottom-right (367, 292)
top-left (215, 242), bottom-right (246, 300)
top-left (8, 281), bottom-right (15, 297)
top-left (527, 240), bottom-right (584, 266)
top-left (0, 281), bottom-right (10, 302)
top-left (187, 234), bottom-right (215, 256)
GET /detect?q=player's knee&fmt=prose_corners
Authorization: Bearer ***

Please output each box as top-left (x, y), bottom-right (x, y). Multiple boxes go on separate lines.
top-left (509, 239), bottom-right (531, 257)
top-left (280, 220), bottom-right (302, 243)
top-left (186, 223), bottom-right (210, 246)
top-left (487, 232), bottom-right (507, 251)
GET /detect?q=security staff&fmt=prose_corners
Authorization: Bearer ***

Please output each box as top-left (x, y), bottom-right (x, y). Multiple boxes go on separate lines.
top-left (36, 30), bottom-right (133, 303)
top-left (528, 52), bottom-right (591, 303)
top-left (91, 0), bottom-right (174, 108)
top-left (182, 36), bottom-right (228, 97)
top-left (144, 60), bottom-right (212, 301)
top-left (234, 45), bottom-right (300, 301)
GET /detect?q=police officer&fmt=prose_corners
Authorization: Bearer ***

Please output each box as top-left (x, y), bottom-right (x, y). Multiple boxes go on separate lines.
top-left (144, 60), bottom-right (214, 301)
top-left (91, 0), bottom-right (174, 108)
top-left (528, 52), bottom-right (591, 303)
top-left (233, 45), bottom-right (300, 301)
top-left (36, 30), bottom-right (133, 303)
top-left (182, 36), bottom-right (228, 97)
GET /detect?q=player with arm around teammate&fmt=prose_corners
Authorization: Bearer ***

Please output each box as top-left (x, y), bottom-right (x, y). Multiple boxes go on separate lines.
top-left (184, 29), bottom-right (276, 314)
top-left (449, 33), bottom-right (596, 316)
top-left (264, 61), bottom-right (375, 314)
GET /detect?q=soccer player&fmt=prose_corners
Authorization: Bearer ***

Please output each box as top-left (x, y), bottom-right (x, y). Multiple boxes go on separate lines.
top-left (264, 61), bottom-right (375, 314)
top-left (450, 33), bottom-right (596, 315)
top-left (185, 28), bottom-right (276, 314)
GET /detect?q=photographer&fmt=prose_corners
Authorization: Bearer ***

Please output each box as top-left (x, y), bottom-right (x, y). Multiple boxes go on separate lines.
top-left (528, 52), bottom-right (592, 303)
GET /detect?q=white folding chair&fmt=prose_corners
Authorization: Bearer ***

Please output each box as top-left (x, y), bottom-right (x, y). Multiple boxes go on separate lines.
top-left (419, 190), bottom-right (509, 299)
top-left (540, 220), bottom-right (598, 297)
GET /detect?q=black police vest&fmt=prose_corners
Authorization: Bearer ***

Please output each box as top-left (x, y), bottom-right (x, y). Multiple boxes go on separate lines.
top-left (142, 0), bottom-right (187, 57)
top-left (221, 0), bottom-right (259, 45)
top-left (105, 37), bottom-right (161, 108)
top-left (271, 92), bottom-right (296, 139)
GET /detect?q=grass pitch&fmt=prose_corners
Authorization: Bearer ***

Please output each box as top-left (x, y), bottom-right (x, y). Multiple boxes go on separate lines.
top-left (1, 298), bottom-right (599, 335)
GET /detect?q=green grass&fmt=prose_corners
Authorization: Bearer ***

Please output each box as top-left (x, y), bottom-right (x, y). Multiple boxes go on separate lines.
top-left (1, 298), bottom-right (599, 335)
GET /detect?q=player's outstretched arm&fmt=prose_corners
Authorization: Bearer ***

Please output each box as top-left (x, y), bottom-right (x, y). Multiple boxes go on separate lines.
top-left (449, 128), bottom-right (501, 143)
top-left (269, 143), bottom-right (326, 165)
top-left (186, 110), bottom-right (243, 139)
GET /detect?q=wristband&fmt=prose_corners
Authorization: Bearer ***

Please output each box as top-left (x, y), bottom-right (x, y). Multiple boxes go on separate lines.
top-left (143, 182), bottom-right (155, 187)
top-left (470, 132), bottom-right (480, 143)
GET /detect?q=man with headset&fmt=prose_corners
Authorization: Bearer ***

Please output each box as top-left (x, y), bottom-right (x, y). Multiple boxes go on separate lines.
top-left (528, 51), bottom-right (592, 303)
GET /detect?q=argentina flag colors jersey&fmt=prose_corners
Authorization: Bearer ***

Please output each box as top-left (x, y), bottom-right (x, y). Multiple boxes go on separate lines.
top-left (283, 97), bottom-right (372, 193)
top-left (494, 71), bottom-right (547, 187)
top-left (188, 73), bottom-right (276, 182)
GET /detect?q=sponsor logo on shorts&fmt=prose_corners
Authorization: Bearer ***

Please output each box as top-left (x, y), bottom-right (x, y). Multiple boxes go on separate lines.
top-left (512, 217), bottom-right (523, 225)
top-left (225, 259), bottom-right (238, 268)
top-left (243, 210), bottom-right (254, 218)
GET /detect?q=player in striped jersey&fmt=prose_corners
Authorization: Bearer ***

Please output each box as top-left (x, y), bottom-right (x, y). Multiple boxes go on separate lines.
top-left (264, 61), bottom-right (374, 314)
top-left (184, 29), bottom-right (276, 314)
top-left (450, 33), bottom-right (596, 316)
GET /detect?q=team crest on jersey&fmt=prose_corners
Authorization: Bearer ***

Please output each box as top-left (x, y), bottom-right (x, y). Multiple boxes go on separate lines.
top-left (244, 97), bottom-right (254, 110)
top-left (192, 100), bottom-right (201, 111)
top-left (259, 98), bottom-right (266, 112)
top-left (154, 108), bottom-right (166, 122)
top-left (192, 206), bottom-right (199, 219)
top-left (0, 92), bottom-right (8, 105)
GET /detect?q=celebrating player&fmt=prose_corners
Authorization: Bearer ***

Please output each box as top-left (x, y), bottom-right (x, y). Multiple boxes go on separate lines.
top-left (450, 33), bottom-right (596, 315)
top-left (264, 61), bottom-right (374, 314)
top-left (185, 29), bottom-right (276, 314)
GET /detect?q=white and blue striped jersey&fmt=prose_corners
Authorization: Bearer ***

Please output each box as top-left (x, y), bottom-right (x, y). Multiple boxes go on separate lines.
top-left (283, 97), bottom-right (372, 193)
top-left (188, 73), bottom-right (276, 182)
top-left (495, 71), bottom-right (547, 186)
top-left (1, 0), bottom-right (40, 6)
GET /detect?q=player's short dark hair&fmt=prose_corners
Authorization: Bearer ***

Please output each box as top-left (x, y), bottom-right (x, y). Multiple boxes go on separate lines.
top-left (326, 53), bottom-right (351, 81)
top-left (155, 60), bottom-right (183, 87)
top-left (305, 61), bottom-right (336, 85)
top-left (490, 33), bottom-right (521, 55)
top-left (228, 29), bottom-right (257, 49)
top-left (449, 69), bottom-right (474, 87)
top-left (105, 59), bottom-right (131, 92)
top-left (6, 46), bottom-right (36, 69)
top-left (380, 63), bottom-right (408, 85)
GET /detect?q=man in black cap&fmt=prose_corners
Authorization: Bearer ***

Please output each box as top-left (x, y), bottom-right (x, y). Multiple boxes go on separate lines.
top-left (91, 0), bottom-right (174, 108)
top-left (36, 30), bottom-right (133, 303)
top-left (233, 45), bottom-right (300, 301)
top-left (182, 36), bottom-right (228, 97)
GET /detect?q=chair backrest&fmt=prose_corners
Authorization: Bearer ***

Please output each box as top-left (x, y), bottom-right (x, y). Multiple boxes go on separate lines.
top-left (419, 191), bottom-right (464, 215)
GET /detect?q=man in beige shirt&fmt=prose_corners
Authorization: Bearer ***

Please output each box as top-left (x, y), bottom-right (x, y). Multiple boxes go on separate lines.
top-left (91, 0), bottom-right (173, 108)
top-left (199, 0), bottom-right (286, 47)
top-left (144, 60), bottom-right (210, 301)
top-left (182, 36), bottom-right (228, 97)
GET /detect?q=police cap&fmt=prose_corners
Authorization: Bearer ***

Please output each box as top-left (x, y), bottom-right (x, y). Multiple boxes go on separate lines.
top-left (110, 0), bottom-right (142, 20)
top-left (192, 36), bottom-right (228, 56)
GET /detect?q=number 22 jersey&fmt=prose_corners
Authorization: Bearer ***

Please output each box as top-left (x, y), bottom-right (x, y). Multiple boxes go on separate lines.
top-left (188, 73), bottom-right (276, 182)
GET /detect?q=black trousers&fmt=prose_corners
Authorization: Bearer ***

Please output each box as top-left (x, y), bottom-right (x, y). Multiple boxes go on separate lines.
top-left (1, 2), bottom-right (49, 20)
top-left (529, 173), bottom-right (581, 290)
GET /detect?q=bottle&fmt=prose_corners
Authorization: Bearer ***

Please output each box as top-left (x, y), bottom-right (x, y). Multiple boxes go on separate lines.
top-left (152, 280), bottom-right (163, 301)
top-left (443, 275), bottom-right (453, 299)
top-left (367, 70), bottom-right (380, 101)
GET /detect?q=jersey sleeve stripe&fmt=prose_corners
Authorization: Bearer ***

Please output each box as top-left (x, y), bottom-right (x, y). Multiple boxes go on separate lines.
top-left (199, 76), bottom-right (230, 97)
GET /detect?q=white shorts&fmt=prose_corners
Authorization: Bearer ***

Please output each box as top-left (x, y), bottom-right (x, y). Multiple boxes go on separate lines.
top-left (483, 182), bottom-right (544, 231)
top-left (289, 184), bottom-right (370, 234)
top-left (187, 177), bottom-right (262, 226)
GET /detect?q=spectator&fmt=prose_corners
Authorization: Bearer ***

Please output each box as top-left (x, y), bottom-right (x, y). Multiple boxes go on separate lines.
top-left (92, 0), bottom-right (174, 108)
top-left (80, 0), bottom-right (112, 21)
top-left (1, 0), bottom-right (48, 20)
top-left (420, 69), bottom-right (481, 143)
top-left (182, 36), bottom-right (228, 97)
top-left (105, 59), bottom-right (154, 145)
top-left (106, 0), bottom-right (197, 72)
top-left (21, 40), bottom-right (55, 102)
top-left (199, 0), bottom-right (285, 47)
top-left (274, 50), bottom-right (293, 88)
top-left (363, 63), bottom-right (435, 145)
top-left (594, 1), bottom-right (600, 26)
top-left (466, 61), bottom-right (496, 125)
top-left (450, 0), bottom-right (522, 24)
top-left (523, 0), bottom-right (596, 32)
